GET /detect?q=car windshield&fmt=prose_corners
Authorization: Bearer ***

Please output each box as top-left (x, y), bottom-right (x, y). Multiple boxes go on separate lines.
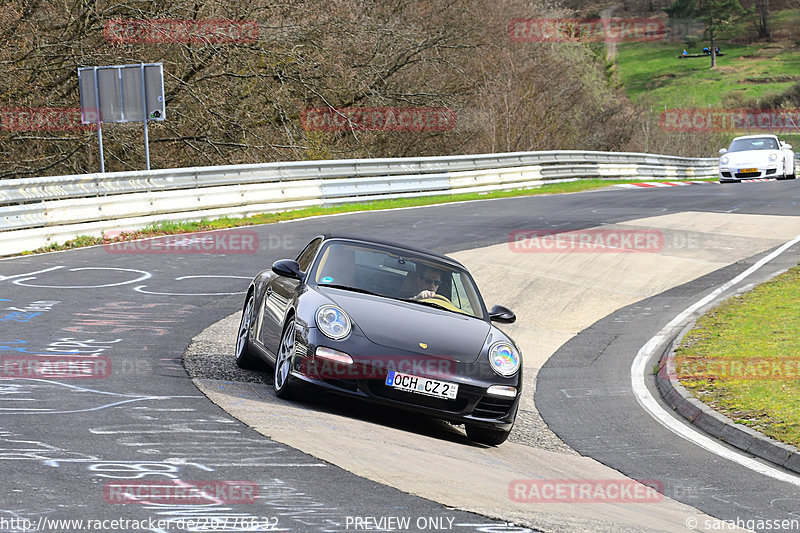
top-left (310, 241), bottom-right (485, 319)
top-left (728, 137), bottom-right (779, 152)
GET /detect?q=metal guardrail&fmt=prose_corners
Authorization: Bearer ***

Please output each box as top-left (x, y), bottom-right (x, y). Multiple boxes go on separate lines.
top-left (0, 150), bottom-right (717, 256)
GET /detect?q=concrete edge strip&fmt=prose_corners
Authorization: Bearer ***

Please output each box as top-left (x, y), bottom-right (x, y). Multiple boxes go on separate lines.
top-left (655, 320), bottom-right (800, 474)
top-left (631, 235), bottom-right (800, 487)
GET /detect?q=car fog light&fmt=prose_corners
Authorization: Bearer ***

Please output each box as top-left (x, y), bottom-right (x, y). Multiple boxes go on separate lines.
top-left (487, 385), bottom-right (517, 398)
top-left (315, 346), bottom-right (353, 364)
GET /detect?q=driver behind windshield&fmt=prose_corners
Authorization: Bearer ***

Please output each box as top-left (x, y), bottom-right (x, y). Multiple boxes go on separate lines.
top-left (408, 265), bottom-right (442, 300)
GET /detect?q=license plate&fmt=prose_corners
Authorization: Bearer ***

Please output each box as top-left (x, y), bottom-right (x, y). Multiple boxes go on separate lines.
top-left (739, 168), bottom-right (758, 173)
top-left (385, 371), bottom-right (458, 400)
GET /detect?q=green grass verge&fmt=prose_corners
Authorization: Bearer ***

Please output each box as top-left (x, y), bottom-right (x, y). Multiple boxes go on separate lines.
top-left (674, 265), bottom-right (800, 448)
top-left (24, 178), bottom-right (709, 255)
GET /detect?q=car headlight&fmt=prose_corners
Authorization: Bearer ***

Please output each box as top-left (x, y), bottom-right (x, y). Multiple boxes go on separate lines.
top-left (315, 305), bottom-right (351, 340)
top-left (488, 342), bottom-right (520, 377)
top-left (769, 153), bottom-right (778, 161)
top-left (720, 156), bottom-right (728, 165)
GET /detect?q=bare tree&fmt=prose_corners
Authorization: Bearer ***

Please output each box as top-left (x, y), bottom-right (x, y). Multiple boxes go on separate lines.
top-left (755, 0), bottom-right (769, 39)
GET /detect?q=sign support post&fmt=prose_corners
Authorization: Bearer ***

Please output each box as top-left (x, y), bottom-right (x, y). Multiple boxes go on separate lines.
top-left (92, 66), bottom-right (105, 173)
top-left (140, 63), bottom-right (151, 171)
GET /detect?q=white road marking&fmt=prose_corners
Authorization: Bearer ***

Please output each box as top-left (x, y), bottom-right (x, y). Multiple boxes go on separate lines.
top-left (133, 275), bottom-right (250, 296)
top-left (11, 267), bottom-right (151, 288)
top-left (0, 379), bottom-right (202, 415)
top-left (133, 287), bottom-right (246, 296)
top-left (631, 234), bottom-right (800, 487)
top-left (0, 266), bottom-right (64, 282)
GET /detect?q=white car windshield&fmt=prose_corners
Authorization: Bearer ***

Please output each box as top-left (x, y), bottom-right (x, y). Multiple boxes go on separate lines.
top-left (728, 137), bottom-right (779, 152)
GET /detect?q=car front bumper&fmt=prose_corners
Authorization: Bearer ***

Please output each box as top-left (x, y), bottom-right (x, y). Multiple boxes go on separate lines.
top-left (289, 327), bottom-right (522, 431)
top-left (719, 164), bottom-right (779, 181)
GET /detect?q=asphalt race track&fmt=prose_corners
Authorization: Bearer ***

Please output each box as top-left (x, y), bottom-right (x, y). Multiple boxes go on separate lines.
top-left (2, 180), bottom-right (800, 532)
top-left (536, 247), bottom-right (800, 528)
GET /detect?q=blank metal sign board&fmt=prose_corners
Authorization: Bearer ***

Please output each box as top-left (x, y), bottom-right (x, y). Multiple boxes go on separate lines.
top-left (78, 63), bottom-right (165, 124)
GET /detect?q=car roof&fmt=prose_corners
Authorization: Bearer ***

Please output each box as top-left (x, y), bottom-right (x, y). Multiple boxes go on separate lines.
top-left (319, 233), bottom-right (467, 269)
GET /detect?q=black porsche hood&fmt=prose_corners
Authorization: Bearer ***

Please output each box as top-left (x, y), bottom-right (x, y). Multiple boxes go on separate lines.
top-left (318, 287), bottom-right (490, 364)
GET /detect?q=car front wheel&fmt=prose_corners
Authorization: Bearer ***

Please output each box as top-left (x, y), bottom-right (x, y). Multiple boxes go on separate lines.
top-left (273, 318), bottom-right (298, 399)
top-left (465, 424), bottom-right (511, 446)
top-left (235, 294), bottom-right (259, 369)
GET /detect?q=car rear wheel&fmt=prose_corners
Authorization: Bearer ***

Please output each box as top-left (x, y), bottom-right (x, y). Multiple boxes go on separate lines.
top-left (235, 294), bottom-right (259, 369)
top-left (465, 424), bottom-right (511, 446)
top-left (273, 318), bottom-right (298, 399)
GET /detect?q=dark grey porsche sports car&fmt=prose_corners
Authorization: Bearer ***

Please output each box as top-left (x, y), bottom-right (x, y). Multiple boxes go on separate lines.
top-left (235, 234), bottom-right (522, 445)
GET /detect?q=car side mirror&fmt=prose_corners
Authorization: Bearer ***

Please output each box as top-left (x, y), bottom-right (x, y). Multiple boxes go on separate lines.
top-left (784, 144), bottom-right (792, 150)
top-left (272, 259), bottom-right (304, 280)
top-left (489, 305), bottom-right (516, 324)
top-left (718, 148), bottom-right (727, 155)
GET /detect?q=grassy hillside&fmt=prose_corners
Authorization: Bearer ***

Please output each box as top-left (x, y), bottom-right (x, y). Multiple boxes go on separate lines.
top-left (615, 8), bottom-right (800, 149)
top-left (617, 41), bottom-right (800, 108)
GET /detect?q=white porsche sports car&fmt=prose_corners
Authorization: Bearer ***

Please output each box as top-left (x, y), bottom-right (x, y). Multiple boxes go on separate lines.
top-left (718, 134), bottom-right (795, 182)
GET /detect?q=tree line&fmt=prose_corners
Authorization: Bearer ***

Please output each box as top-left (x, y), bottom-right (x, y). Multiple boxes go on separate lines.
top-left (0, 0), bottom-right (726, 179)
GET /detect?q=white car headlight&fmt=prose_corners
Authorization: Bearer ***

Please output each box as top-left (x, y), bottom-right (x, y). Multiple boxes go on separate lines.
top-left (488, 342), bottom-right (520, 377)
top-left (720, 156), bottom-right (728, 165)
top-left (769, 153), bottom-right (778, 161)
top-left (316, 305), bottom-right (351, 340)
